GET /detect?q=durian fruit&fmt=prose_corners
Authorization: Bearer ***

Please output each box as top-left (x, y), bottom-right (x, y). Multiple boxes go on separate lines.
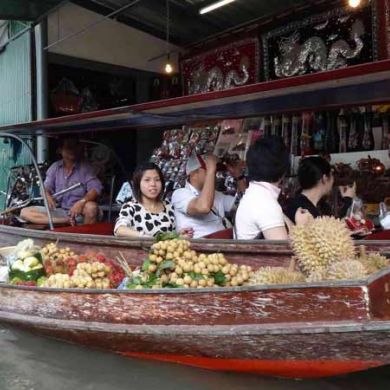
top-left (326, 259), bottom-right (368, 281)
top-left (248, 267), bottom-right (305, 286)
top-left (358, 253), bottom-right (390, 274)
top-left (290, 216), bottom-right (355, 276)
top-left (306, 267), bottom-right (329, 283)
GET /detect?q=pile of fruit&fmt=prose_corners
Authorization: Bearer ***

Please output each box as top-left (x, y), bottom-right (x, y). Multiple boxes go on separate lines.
top-left (43, 261), bottom-right (112, 289)
top-left (5, 240), bottom-right (126, 289)
top-left (290, 216), bottom-right (390, 282)
top-left (126, 235), bottom-right (253, 289)
top-left (40, 243), bottom-right (125, 289)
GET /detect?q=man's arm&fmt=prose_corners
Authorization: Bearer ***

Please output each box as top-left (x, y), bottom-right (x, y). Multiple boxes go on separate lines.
top-left (186, 155), bottom-right (217, 216)
top-left (43, 163), bottom-right (57, 210)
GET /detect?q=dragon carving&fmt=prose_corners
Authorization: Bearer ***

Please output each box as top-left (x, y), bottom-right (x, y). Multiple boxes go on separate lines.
top-left (274, 19), bottom-right (365, 78)
top-left (188, 57), bottom-right (250, 95)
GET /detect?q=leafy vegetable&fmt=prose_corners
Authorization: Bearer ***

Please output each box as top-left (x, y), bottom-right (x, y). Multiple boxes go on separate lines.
top-left (212, 271), bottom-right (227, 286)
top-left (9, 268), bottom-right (45, 282)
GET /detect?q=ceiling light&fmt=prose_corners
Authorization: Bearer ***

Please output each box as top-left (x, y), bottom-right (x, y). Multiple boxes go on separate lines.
top-left (164, 59), bottom-right (173, 74)
top-left (199, 0), bottom-right (236, 15)
top-left (348, 0), bottom-right (361, 8)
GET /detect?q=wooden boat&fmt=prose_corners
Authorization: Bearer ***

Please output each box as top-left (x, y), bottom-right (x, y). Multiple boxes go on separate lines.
top-left (1, 58), bottom-right (390, 379)
top-left (2, 226), bottom-right (390, 378)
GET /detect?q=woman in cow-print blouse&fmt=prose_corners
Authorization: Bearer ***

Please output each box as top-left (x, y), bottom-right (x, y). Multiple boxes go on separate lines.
top-left (114, 162), bottom-right (193, 238)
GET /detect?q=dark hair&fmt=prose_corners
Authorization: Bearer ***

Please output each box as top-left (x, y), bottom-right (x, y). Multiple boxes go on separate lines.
top-left (246, 136), bottom-right (290, 182)
top-left (333, 163), bottom-right (357, 186)
top-left (132, 162), bottom-right (165, 202)
top-left (298, 156), bottom-right (332, 190)
top-left (57, 138), bottom-right (83, 157)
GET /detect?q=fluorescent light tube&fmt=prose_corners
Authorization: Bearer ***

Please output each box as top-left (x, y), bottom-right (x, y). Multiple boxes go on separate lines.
top-left (199, 0), bottom-right (236, 15)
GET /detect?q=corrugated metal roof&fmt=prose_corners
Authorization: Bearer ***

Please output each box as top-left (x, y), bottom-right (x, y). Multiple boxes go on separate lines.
top-left (0, 22), bottom-right (32, 126)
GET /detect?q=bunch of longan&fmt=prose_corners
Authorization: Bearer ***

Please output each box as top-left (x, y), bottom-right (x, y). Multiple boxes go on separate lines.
top-left (142, 239), bottom-right (253, 289)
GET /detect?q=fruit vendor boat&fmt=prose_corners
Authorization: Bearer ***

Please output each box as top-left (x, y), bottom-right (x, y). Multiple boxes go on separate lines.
top-left (1, 60), bottom-right (390, 379)
top-left (2, 230), bottom-right (390, 379)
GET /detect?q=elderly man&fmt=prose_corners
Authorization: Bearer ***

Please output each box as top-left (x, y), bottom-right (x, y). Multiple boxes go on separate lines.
top-left (21, 139), bottom-right (103, 225)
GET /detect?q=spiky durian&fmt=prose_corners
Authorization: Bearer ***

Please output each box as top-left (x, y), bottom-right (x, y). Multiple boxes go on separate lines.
top-left (306, 267), bottom-right (329, 282)
top-left (357, 252), bottom-right (390, 274)
top-left (326, 259), bottom-right (368, 281)
top-left (290, 216), bottom-right (355, 276)
top-left (248, 267), bottom-right (305, 285)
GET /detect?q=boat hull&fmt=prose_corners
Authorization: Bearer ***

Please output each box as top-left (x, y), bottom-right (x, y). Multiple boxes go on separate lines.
top-left (0, 309), bottom-right (388, 378)
top-left (2, 224), bottom-right (390, 378)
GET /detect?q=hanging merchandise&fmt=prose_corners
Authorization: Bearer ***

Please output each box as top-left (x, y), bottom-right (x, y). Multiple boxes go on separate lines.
top-left (325, 111), bottom-right (339, 154)
top-left (263, 116), bottom-right (271, 137)
top-left (291, 114), bottom-right (300, 156)
top-left (348, 111), bottom-right (360, 151)
top-left (281, 114), bottom-right (291, 150)
top-left (300, 112), bottom-right (313, 156)
top-left (271, 116), bottom-right (282, 137)
top-left (312, 112), bottom-right (326, 153)
top-left (381, 113), bottom-right (389, 150)
top-left (151, 125), bottom-right (220, 197)
top-left (337, 110), bottom-right (348, 153)
top-left (362, 107), bottom-right (375, 151)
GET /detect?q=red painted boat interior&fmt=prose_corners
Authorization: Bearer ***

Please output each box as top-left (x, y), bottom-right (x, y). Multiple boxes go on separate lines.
top-left (365, 230), bottom-right (390, 240)
top-left (120, 352), bottom-right (383, 379)
top-left (53, 223), bottom-right (114, 236)
top-left (204, 228), bottom-right (233, 240)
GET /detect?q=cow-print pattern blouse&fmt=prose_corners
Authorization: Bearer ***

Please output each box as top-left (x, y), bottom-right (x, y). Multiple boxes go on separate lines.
top-left (114, 200), bottom-right (176, 237)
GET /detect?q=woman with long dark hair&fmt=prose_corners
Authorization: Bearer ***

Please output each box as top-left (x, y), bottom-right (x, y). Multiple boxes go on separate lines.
top-left (285, 156), bottom-right (334, 224)
top-left (114, 162), bottom-right (192, 238)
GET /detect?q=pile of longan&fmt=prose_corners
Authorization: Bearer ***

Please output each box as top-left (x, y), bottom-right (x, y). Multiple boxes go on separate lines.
top-left (144, 239), bottom-right (253, 289)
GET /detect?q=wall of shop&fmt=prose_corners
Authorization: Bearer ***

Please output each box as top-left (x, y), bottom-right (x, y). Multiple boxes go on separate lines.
top-left (0, 21), bottom-right (33, 210)
top-left (47, 3), bottom-right (180, 75)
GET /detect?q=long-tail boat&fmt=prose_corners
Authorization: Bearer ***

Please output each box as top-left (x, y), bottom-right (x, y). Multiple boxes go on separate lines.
top-left (1, 61), bottom-right (390, 378)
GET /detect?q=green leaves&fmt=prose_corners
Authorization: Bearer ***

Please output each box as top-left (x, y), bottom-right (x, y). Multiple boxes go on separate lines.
top-left (187, 272), bottom-right (204, 281)
top-left (155, 232), bottom-right (181, 242)
top-left (212, 271), bottom-right (226, 286)
top-left (142, 259), bottom-right (152, 271)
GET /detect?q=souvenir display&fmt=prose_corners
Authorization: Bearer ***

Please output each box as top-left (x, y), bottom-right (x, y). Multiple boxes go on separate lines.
top-left (181, 38), bottom-right (259, 95)
top-left (262, 4), bottom-right (377, 80)
top-left (151, 126), bottom-right (220, 195)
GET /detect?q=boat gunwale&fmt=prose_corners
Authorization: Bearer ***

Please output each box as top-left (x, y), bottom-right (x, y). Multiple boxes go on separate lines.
top-left (2, 225), bottom-right (390, 252)
top-left (0, 266), bottom-right (388, 295)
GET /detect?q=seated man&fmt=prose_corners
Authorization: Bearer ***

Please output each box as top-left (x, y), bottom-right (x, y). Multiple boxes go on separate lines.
top-left (21, 139), bottom-right (103, 225)
top-left (171, 153), bottom-right (245, 239)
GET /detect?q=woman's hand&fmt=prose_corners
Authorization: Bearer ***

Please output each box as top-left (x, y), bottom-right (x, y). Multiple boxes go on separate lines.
top-left (179, 227), bottom-right (194, 239)
top-left (295, 208), bottom-right (313, 226)
top-left (339, 181), bottom-right (356, 198)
